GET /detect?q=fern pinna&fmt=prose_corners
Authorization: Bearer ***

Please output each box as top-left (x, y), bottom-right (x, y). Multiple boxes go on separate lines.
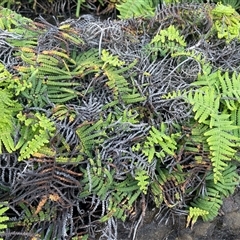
top-left (0, 203), bottom-right (9, 240)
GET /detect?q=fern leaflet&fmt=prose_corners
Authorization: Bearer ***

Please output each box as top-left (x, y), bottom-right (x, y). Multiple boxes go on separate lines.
top-left (186, 87), bottom-right (220, 126)
top-left (218, 71), bottom-right (240, 110)
top-left (0, 203), bottom-right (9, 239)
top-left (135, 169), bottom-right (150, 194)
top-left (133, 123), bottom-right (180, 163)
top-left (0, 89), bottom-right (22, 153)
top-left (16, 112), bottom-right (56, 161)
top-left (204, 113), bottom-right (239, 183)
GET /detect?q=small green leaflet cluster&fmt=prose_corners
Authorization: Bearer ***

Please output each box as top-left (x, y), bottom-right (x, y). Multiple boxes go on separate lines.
top-left (132, 123), bottom-right (180, 163)
top-left (16, 112), bottom-right (56, 161)
top-left (211, 3), bottom-right (240, 43)
top-left (147, 25), bottom-right (187, 58)
top-left (135, 169), bottom-right (150, 194)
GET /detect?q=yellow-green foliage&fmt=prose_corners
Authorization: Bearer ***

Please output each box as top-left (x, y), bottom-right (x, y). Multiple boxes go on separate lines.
top-left (147, 25), bottom-right (186, 58)
top-left (211, 3), bottom-right (240, 43)
top-left (116, 0), bottom-right (155, 19)
top-left (0, 204), bottom-right (9, 240)
top-left (132, 123), bottom-right (180, 163)
top-left (1, 3), bottom-right (240, 239)
top-left (0, 88), bottom-right (22, 153)
top-left (16, 112), bottom-right (56, 160)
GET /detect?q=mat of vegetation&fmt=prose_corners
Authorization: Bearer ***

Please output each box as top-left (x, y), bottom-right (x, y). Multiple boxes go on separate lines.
top-left (0, 1), bottom-right (240, 240)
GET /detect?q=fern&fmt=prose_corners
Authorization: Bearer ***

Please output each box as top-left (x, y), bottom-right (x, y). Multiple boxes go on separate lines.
top-left (211, 3), bottom-right (240, 43)
top-left (76, 119), bottom-right (106, 158)
top-left (73, 49), bottom-right (102, 77)
top-left (189, 164), bottom-right (239, 226)
top-left (0, 7), bottom-right (32, 31)
top-left (80, 155), bottom-right (115, 200)
top-left (218, 71), bottom-right (240, 111)
top-left (204, 114), bottom-right (239, 183)
top-left (186, 87), bottom-right (220, 126)
top-left (116, 0), bottom-right (155, 19)
top-left (150, 180), bottom-right (164, 208)
top-left (12, 48), bottom-right (82, 106)
top-left (186, 207), bottom-right (209, 228)
top-left (206, 164), bottom-right (239, 197)
top-left (230, 106), bottom-right (240, 139)
top-left (191, 187), bottom-right (223, 221)
top-left (0, 203), bottom-right (9, 240)
top-left (7, 202), bottom-right (56, 239)
top-left (73, 49), bottom-right (144, 105)
top-left (151, 164), bottom-right (186, 209)
top-left (16, 112), bottom-right (56, 161)
top-left (147, 25), bottom-right (186, 58)
top-left (0, 89), bottom-right (22, 153)
top-left (220, 0), bottom-right (240, 10)
top-left (163, 67), bottom-right (240, 183)
top-left (135, 169), bottom-right (150, 194)
top-left (133, 123), bottom-right (180, 163)
top-left (101, 49), bottom-right (125, 68)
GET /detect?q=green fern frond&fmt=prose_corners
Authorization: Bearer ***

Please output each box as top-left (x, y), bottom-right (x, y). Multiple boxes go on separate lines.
top-left (42, 50), bottom-right (76, 65)
top-left (220, 0), bottom-right (240, 10)
top-left (116, 0), bottom-right (155, 19)
top-left (76, 120), bottom-right (106, 158)
top-left (186, 207), bottom-right (209, 228)
top-left (230, 106), bottom-right (240, 138)
top-left (104, 65), bottom-right (130, 99)
top-left (0, 7), bottom-right (32, 31)
top-left (16, 112), bottom-right (56, 161)
top-left (103, 59), bottom-right (141, 103)
top-left (147, 25), bottom-right (186, 58)
top-left (36, 53), bottom-right (60, 66)
top-left (186, 87), bottom-right (220, 126)
top-left (150, 180), bottom-right (164, 208)
top-left (194, 68), bottom-right (219, 87)
top-left (133, 123), bottom-right (180, 163)
top-left (189, 164), bottom-right (239, 225)
top-left (0, 203), bottom-right (9, 238)
top-left (73, 49), bottom-right (102, 76)
top-left (0, 89), bottom-right (22, 153)
top-left (14, 49), bottom-right (81, 106)
top-left (100, 176), bottom-right (142, 222)
top-left (218, 71), bottom-right (240, 110)
top-left (211, 3), bottom-right (240, 43)
top-left (0, 63), bottom-right (13, 88)
top-left (204, 113), bottom-right (239, 183)
top-left (184, 123), bottom-right (210, 154)
top-left (206, 164), bottom-right (239, 197)
top-left (135, 169), bottom-right (150, 194)
top-left (80, 154), bottom-right (114, 199)
top-left (191, 187), bottom-right (223, 221)
top-left (101, 49), bottom-right (124, 68)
